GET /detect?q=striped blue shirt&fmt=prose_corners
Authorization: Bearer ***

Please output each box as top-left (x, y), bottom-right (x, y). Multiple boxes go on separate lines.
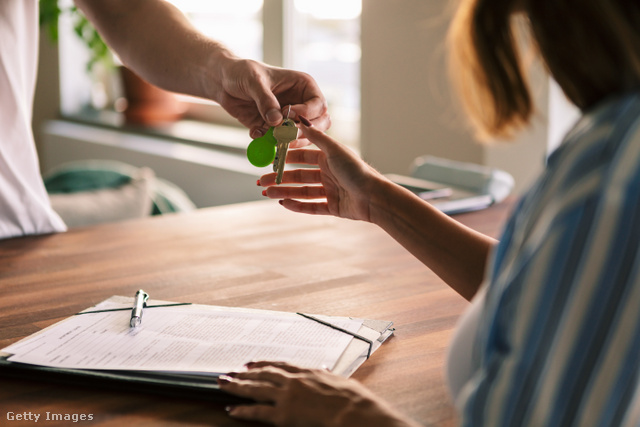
top-left (458, 91), bottom-right (640, 426)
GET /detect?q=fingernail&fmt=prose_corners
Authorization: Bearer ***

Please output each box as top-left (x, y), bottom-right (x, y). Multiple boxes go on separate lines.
top-left (266, 109), bottom-right (283, 125)
top-left (252, 128), bottom-right (265, 138)
top-left (225, 405), bottom-right (236, 414)
top-left (256, 179), bottom-right (261, 186)
top-left (262, 190), bottom-right (267, 197)
top-left (298, 115), bottom-right (312, 127)
top-left (217, 375), bottom-right (233, 385)
top-left (245, 361), bottom-right (256, 368)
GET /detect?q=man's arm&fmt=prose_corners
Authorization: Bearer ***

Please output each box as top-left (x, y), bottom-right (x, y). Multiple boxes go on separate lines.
top-left (75, 0), bottom-right (231, 103)
top-left (74, 0), bottom-right (329, 136)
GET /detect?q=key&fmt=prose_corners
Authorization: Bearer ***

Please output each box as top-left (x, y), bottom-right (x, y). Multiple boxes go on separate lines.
top-left (272, 118), bottom-right (298, 184)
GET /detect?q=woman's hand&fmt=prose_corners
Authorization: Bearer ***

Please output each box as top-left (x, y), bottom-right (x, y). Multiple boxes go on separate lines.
top-left (218, 361), bottom-right (420, 427)
top-left (258, 116), bottom-right (386, 222)
top-left (218, 59), bottom-right (331, 141)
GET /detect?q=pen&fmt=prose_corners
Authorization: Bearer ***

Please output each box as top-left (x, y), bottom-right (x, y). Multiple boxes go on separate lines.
top-left (130, 289), bottom-right (149, 328)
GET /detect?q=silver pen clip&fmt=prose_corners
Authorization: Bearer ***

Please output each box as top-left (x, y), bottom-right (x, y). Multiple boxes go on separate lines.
top-left (130, 289), bottom-right (149, 328)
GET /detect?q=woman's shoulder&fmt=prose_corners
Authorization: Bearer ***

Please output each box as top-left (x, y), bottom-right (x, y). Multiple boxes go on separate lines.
top-left (558, 91), bottom-right (640, 159)
top-left (491, 91), bottom-right (640, 289)
top-left (534, 91), bottom-right (640, 206)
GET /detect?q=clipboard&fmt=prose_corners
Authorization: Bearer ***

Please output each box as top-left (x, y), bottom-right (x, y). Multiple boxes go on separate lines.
top-left (385, 155), bottom-right (514, 215)
top-left (0, 295), bottom-right (394, 403)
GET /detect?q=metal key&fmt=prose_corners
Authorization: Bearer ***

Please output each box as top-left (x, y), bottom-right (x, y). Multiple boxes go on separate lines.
top-left (272, 113), bottom-right (298, 184)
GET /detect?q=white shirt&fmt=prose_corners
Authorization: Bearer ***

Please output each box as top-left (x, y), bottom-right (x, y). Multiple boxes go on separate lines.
top-left (0, 0), bottom-right (66, 239)
top-left (446, 284), bottom-right (486, 403)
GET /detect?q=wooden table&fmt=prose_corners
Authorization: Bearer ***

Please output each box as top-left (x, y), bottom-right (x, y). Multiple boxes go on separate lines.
top-left (0, 199), bottom-right (512, 426)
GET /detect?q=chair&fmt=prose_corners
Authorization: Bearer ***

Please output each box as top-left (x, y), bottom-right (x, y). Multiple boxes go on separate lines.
top-left (45, 160), bottom-right (195, 227)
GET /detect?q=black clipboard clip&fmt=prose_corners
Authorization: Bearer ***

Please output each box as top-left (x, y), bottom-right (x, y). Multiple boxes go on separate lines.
top-left (296, 312), bottom-right (373, 358)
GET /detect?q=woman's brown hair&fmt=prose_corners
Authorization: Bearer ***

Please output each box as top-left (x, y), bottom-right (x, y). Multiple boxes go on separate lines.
top-left (449, 0), bottom-right (640, 140)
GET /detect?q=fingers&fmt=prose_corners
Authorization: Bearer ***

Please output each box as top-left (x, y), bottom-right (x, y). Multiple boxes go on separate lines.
top-left (276, 68), bottom-right (327, 124)
top-left (289, 99), bottom-right (330, 130)
top-left (260, 180), bottom-right (326, 200)
top-left (267, 185), bottom-right (326, 200)
top-left (246, 80), bottom-right (284, 128)
top-left (296, 115), bottom-right (341, 153)
top-left (256, 148), bottom-right (323, 187)
top-left (218, 376), bottom-right (279, 402)
top-left (302, 111), bottom-right (331, 133)
top-left (221, 362), bottom-right (357, 425)
top-left (250, 126), bottom-right (268, 139)
top-left (230, 368), bottom-right (290, 386)
top-left (286, 148), bottom-right (323, 165)
top-left (253, 66), bottom-right (327, 130)
top-left (250, 113), bottom-right (330, 142)
top-left (289, 138), bottom-right (312, 149)
top-left (245, 361), bottom-right (311, 374)
top-left (226, 404), bottom-right (277, 424)
top-left (280, 199), bottom-right (332, 216)
top-left (260, 168), bottom-right (322, 187)
top-left (218, 365), bottom-right (294, 406)
top-left (249, 112), bottom-right (330, 140)
top-left (288, 96), bottom-right (327, 121)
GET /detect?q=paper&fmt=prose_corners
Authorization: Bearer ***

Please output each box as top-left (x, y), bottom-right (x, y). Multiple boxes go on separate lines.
top-left (3, 300), bottom-right (363, 375)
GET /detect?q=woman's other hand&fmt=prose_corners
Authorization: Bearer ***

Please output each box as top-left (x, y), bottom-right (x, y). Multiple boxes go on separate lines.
top-left (218, 361), bottom-right (420, 427)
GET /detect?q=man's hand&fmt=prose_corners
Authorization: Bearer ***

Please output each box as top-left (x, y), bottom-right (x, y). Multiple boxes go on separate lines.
top-left (74, 0), bottom-right (330, 140)
top-left (218, 58), bottom-right (331, 140)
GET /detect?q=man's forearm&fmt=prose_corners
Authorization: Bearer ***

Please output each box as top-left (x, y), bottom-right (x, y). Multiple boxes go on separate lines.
top-left (74, 0), bottom-right (234, 100)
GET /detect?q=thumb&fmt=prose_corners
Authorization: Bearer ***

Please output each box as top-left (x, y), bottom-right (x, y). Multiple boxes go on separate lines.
top-left (247, 79), bottom-right (283, 126)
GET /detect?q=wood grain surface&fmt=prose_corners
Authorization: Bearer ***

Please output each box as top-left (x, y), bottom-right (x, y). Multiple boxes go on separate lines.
top-left (0, 199), bottom-right (513, 426)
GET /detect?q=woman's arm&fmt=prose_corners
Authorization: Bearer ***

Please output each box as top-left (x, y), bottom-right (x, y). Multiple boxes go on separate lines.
top-left (261, 118), bottom-right (496, 300)
top-left (368, 175), bottom-right (496, 300)
top-left (73, 0), bottom-right (329, 137)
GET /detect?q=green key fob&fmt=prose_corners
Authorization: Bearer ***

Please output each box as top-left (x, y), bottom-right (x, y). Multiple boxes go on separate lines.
top-left (247, 127), bottom-right (277, 167)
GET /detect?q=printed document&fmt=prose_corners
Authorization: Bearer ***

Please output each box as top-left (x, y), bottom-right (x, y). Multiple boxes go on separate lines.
top-left (3, 300), bottom-right (363, 375)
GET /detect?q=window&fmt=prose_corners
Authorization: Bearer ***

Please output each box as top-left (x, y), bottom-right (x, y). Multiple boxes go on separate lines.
top-left (58, 0), bottom-right (361, 149)
top-left (286, 0), bottom-right (361, 147)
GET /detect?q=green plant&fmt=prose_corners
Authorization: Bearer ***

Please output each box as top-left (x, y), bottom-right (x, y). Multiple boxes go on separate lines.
top-left (39, 0), bottom-right (113, 72)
